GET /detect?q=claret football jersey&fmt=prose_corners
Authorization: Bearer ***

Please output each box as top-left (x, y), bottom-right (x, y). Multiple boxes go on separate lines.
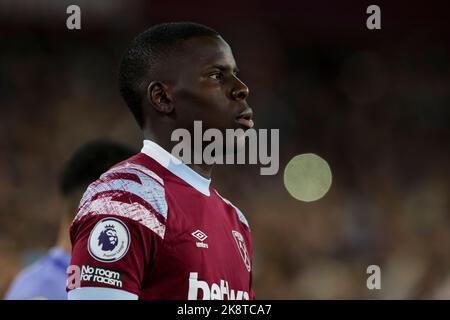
top-left (68, 140), bottom-right (254, 300)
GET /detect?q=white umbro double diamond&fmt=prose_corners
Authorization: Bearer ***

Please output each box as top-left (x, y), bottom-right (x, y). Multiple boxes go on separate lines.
top-left (191, 229), bottom-right (208, 241)
top-left (192, 230), bottom-right (208, 248)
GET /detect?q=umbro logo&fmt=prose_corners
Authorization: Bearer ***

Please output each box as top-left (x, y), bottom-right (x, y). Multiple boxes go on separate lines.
top-left (191, 229), bottom-right (208, 241)
top-left (192, 230), bottom-right (208, 248)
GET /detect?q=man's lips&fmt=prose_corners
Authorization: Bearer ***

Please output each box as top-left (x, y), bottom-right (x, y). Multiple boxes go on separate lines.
top-left (236, 118), bottom-right (254, 129)
top-left (235, 110), bottom-right (254, 129)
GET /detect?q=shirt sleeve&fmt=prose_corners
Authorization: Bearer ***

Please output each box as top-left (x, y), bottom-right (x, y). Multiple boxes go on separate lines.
top-left (68, 214), bottom-right (162, 297)
top-left (68, 287), bottom-right (138, 300)
top-left (248, 237), bottom-right (255, 300)
top-left (249, 273), bottom-right (255, 300)
top-left (67, 165), bottom-right (168, 298)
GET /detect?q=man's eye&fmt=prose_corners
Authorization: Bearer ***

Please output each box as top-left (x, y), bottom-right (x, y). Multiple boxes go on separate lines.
top-left (209, 73), bottom-right (222, 80)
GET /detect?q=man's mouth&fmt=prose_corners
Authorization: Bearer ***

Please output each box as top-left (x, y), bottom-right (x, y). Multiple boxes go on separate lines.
top-left (235, 110), bottom-right (254, 129)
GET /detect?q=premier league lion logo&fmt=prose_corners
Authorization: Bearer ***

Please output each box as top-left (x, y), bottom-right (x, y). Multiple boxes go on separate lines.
top-left (88, 218), bottom-right (130, 262)
top-left (98, 224), bottom-right (118, 251)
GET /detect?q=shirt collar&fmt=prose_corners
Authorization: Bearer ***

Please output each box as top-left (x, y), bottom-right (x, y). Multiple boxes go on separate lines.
top-left (141, 140), bottom-right (211, 196)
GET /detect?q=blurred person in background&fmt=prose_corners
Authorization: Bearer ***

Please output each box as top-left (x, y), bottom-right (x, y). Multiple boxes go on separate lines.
top-left (4, 140), bottom-right (136, 300)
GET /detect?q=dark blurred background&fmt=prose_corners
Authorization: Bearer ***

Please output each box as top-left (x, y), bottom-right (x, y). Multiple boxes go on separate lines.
top-left (0, 0), bottom-right (449, 298)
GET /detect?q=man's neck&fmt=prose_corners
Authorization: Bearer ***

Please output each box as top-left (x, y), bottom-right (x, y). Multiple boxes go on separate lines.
top-left (143, 130), bottom-right (213, 179)
top-left (187, 163), bottom-right (212, 180)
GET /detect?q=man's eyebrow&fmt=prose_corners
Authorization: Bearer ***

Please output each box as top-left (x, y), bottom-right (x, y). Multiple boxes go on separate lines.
top-left (208, 64), bottom-right (239, 73)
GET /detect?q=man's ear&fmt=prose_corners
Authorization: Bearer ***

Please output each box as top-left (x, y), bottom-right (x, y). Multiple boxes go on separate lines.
top-left (146, 81), bottom-right (174, 114)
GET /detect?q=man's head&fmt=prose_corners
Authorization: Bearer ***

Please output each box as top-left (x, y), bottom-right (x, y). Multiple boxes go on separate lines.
top-left (119, 22), bottom-right (252, 136)
top-left (59, 140), bottom-right (136, 218)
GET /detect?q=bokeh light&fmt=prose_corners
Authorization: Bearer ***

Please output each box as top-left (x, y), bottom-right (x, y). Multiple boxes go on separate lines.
top-left (283, 153), bottom-right (332, 202)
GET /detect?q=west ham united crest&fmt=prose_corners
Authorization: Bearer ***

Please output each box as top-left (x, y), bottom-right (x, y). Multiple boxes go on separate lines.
top-left (88, 217), bottom-right (130, 262)
top-left (232, 230), bottom-right (251, 272)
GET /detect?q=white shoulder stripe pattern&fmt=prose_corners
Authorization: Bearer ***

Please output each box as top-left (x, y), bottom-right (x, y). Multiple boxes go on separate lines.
top-left (79, 165), bottom-right (168, 220)
top-left (76, 196), bottom-right (166, 238)
top-left (109, 162), bottom-right (164, 186)
top-left (75, 164), bottom-right (168, 238)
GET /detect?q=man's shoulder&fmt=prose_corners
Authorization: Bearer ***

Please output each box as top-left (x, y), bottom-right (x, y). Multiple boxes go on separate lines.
top-left (213, 190), bottom-right (250, 230)
top-left (72, 156), bottom-right (169, 237)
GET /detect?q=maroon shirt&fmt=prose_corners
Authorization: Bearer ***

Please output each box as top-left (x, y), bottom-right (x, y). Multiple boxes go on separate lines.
top-left (69, 140), bottom-right (254, 300)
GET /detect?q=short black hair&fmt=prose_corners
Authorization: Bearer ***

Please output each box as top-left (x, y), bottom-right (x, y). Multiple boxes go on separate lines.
top-left (59, 140), bottom-right (136, 197)
top-left (118, 22), bottom-right (220, 128)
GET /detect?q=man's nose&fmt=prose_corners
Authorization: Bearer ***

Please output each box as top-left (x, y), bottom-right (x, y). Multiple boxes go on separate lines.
top-left (231, 79), bottom-right (249, 101)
